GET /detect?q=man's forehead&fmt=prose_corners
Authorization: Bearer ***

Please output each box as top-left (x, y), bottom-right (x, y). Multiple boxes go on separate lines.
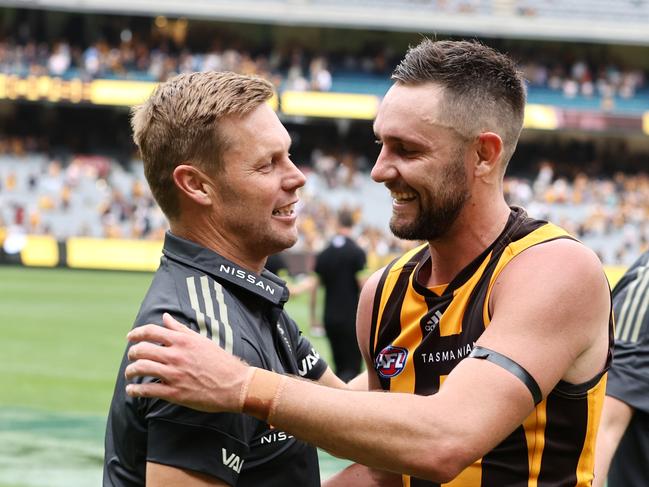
top-left (377, 83), bottom-right (438, 118)
top-left (383, 82), bottom-right (445, 107)
top-left (223, 105), bottom-right (288, 138)
top-left (224, 112), bottom-right (290, 159)
top-left (374, 83), bottom-right (471, 140)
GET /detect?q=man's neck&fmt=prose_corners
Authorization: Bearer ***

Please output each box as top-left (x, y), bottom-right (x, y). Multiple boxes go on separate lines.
top-left (423, 202), bottom-right (511, 287)
top-left (170, 220), bottom-right (266, 275)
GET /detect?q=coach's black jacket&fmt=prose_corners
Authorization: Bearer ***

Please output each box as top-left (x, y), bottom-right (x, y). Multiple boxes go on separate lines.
top-left (104, 231), bottom-right (326, 486)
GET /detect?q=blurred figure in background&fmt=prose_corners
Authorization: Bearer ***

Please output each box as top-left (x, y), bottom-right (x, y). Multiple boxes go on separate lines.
top-left (312, 209), bottom-right (366, 382)
top-left (594, 249), bottom-right (649, 487)
top-left (264, 251), bottom-right (289, 276)
top-left (265, 251), bottom-right (320, 302)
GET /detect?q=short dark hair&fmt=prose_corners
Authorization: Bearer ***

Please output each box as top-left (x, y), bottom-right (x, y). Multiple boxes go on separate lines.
top-left (337, 210), bottom-right (354, 229)
top-left (392, 39), bottom-right (526, 168)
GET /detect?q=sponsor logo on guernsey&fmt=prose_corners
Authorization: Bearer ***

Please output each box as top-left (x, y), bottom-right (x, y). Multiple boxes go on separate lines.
top-left (217, 264), bottom-right (279, 297)
top-left (420, 343), bottom-right (474, 364)
top-left (297, 347), bottom-right (321, 377)
top-left (424, 310), bottom-right (443, 333)
top-left (375, 345), bottom-right (408, 378)
top-left (222, 448), bottom-right (244, 473)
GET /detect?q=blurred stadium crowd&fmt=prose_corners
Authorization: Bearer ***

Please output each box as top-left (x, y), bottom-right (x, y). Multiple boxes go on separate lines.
top-left (0, 4), bottom-right (648, 270)
top-left (1, 25), bottom-right (646, 101)
top-left (0, 136), bottom-right (648, 267)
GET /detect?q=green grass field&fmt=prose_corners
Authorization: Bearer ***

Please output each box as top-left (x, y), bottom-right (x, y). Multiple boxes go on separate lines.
top-left (0, 266), bottom-right (347, 487)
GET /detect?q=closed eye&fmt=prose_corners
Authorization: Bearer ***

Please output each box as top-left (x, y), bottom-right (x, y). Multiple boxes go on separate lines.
top-left (396, 145), bottom-right (419, 157)
top-left (257, 160), bottom-right (274, 172)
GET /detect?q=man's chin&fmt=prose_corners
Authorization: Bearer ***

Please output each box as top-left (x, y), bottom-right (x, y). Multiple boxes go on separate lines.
top-left (389, 219), bottom-right (422, 241)
top-left (268, 233), bottom-right (299, 254)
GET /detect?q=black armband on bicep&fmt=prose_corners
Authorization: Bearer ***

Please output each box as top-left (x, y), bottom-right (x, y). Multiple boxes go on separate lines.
top-left (469, 346), bottom-right (543, 406)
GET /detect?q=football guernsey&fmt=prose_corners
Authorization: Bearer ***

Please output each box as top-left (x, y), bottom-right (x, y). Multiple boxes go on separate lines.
top-left (369, 207), bottom-right (613, 487)
top-left (606, 250), bottom-right (649, 487)
top-left (104, 232), bottom-right (327, 486)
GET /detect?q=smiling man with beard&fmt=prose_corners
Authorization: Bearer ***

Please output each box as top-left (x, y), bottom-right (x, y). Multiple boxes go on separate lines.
top-left (124, 40), bottom-right (613, 487)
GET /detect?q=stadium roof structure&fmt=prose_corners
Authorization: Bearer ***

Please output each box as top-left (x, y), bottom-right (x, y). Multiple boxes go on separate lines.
top-left (4, 0), bottom-right (649, 46)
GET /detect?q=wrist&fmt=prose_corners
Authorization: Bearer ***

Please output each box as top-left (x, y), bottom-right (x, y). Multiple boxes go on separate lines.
top-left (239, 368), bottom-right (287, 422)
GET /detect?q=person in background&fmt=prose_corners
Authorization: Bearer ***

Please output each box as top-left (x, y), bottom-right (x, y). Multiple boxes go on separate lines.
top-left (311, 209), bottom-right (366, 381)
top-left (265, 252), bottom-right (289, 276)
top-left (594, 249), bottom-right (649, 487)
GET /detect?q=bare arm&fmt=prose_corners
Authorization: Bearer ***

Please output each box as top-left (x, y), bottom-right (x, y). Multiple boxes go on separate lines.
top-left (323, 270), bottom-right (401, 486)
top-left (323, 463), bottom-right (402, 487)
top-left (316, 368), bottom-right (369, 391)
top-left (126, 240), bottom-right (610, 482)
top-left (315, 367), bottom-right (345, 388)
top-left (147, 462), bottom-right (229, 486)
top-left (268, 241), bottom-right (609, 480)
top-left (593, 396), bottom-right (634, 487)
top-left (345, 370), bottom-right (369, 390)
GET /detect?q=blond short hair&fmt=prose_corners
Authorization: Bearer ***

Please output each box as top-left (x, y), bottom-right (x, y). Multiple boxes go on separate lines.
top-left (131, 71), bottom-right (274, 219)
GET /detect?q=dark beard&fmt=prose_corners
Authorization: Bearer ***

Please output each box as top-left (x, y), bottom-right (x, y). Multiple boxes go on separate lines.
top-left (389, 150), bottom-right (470, 241)
top-left (389, 190), bottom-right (468, 240)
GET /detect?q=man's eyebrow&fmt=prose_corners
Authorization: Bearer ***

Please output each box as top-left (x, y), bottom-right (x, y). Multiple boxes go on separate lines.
top-left (257, 135), bottom-right (292, 160)
top-left (378, 134), bottom-right (427, 146)
top-left (422, 117), bottom-right (475, 140)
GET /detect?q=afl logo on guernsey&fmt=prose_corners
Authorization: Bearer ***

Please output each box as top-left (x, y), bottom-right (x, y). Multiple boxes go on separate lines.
top-left (375, 345), bottom-right (408, 378)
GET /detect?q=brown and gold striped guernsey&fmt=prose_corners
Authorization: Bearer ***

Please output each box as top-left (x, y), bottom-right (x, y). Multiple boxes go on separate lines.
top-left (369, 207), bottom-right (614, 487)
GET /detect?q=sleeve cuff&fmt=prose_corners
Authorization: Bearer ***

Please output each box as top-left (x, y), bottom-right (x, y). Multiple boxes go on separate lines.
top-left (147, 417), bottom-right (250, 485)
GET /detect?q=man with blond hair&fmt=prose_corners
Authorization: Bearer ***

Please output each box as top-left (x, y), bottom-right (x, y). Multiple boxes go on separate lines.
top-left (103, 71), bottom-right (345, 486)
top-left (124, 40), bottom-right (613, 486)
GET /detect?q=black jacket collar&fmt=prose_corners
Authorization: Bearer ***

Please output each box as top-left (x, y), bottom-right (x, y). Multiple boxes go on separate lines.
top-left (162, 231), bottom-right (288, 305)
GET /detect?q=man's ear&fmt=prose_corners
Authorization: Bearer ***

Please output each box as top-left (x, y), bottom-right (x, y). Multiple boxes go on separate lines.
top-left (172, 164), bottom-right (213, 207)
top-left (474, 132), bottom-right (503, 178)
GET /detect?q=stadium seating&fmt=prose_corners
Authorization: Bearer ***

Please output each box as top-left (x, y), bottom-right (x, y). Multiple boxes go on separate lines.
top-left (515, 0), bottom-right (649, 22)
top-left (1, 35), bottom-right (647, 114)
top-left (2, 151), bottom-right (648, 266)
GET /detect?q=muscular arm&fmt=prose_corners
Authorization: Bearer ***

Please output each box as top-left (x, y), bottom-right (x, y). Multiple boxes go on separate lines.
top-left (593, 396), bottom-right (634, 487)
top-left (147, 462), bottom-right (230, 486)
top-left (323, 463), bottom-right (402, 487)
top-left (316, 367), bottom-right (365, 389)
top-left (127, 240), bottom-right (610, 482)
top-left (264, 240), bottom-right (610, 479)
top-left (322, 275), bottom-right (401, 486)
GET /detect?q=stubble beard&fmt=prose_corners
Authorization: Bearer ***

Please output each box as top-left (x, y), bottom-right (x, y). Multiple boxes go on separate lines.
top-left (257, 223), bottom-right (299, 258)
top-left (216, 181), bottom-right (298, 258)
